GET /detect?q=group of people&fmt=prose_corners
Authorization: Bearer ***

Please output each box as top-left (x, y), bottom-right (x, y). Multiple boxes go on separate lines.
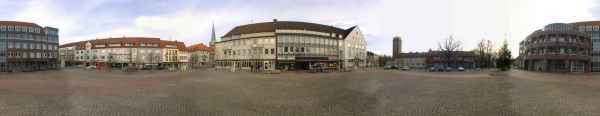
top-left (250, 64), bottom-right (263, 72)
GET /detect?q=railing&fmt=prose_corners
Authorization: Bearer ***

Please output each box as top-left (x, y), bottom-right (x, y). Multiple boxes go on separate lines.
top-left (524, 54), bottom-right (591, 60)
top-left (526, 42), bottom-right (591, 49)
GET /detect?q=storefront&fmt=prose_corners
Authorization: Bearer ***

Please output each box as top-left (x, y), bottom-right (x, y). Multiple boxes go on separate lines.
top-left (275, 57), bottom-right (339, 71)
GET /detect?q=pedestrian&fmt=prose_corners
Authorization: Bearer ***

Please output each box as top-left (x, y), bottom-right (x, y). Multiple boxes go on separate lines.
top-left (257, 64), bottom-right (262, 72)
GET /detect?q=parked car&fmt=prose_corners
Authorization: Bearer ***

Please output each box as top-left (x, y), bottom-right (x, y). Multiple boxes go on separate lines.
top-left (142, 64), bottom-right (160, 70)
top-left (310, 63), bottom-right (327, 73)
top-left (86, 66), bottom-right (96, 70)
top-left (429, 67), bottom-right (443, 72)
top-left (384, 65), bottom-right (393, 69)
top-left (401, 66), bottom-right (410, 71)
top-left (384, 65), bottom-right (399, 70)
top-left (445, 67), bottom-right (453, 72)
top-left (457, 67), bottom-right (465, 71)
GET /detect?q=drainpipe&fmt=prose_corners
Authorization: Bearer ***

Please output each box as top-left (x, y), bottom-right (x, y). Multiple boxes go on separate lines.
top-left (273, 19), bottom-right (278, 71)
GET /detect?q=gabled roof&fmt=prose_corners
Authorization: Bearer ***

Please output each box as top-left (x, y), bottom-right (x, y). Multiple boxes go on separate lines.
top-left (345, 26), bottom-right (357, 32)
top-left (186, 43), bottom-right (214, 52)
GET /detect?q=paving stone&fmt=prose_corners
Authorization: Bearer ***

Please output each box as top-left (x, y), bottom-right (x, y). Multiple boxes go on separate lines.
top-left (0, 69), bottom-right (598, 116)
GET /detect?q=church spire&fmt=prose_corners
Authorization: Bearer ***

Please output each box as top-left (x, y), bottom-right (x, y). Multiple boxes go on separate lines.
top-left (209, 22), bottom-right (217, 47)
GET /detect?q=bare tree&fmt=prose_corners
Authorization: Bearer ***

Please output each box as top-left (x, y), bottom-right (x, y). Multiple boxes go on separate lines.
top-left (438, 36), bottom-right (463, 68)
top-left (474, 39), bottom-right (495, 68)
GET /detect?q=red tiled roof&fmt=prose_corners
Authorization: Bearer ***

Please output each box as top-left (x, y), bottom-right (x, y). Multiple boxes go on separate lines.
top-left (0, 21), bottom-right (42, 27)
top-left (186, 43), bottom-right (214, 52)
top-left (570, 21), bottom-right (600, 26)
top-left (60, 37), bottom-right (186, 50)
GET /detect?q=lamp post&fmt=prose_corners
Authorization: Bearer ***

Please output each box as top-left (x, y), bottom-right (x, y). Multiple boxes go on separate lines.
top-left (251, 44), bottom-right (258, 72)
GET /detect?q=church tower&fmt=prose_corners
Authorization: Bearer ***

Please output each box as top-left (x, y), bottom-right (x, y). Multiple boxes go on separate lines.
top-left (209, 23), bottom-right (217, 47)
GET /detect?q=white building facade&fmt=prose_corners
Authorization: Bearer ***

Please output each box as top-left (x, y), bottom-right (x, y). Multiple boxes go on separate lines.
top-left (60, 37), bottom-right (188, 70)
top-left (215, 20), bottom-right (367, 71)
top-left (571, 21), bottom-right (600, 72)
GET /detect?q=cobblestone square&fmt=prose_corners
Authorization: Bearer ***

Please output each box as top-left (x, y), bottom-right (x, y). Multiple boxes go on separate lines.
top-left (0, 69), bottom-right (599, 116)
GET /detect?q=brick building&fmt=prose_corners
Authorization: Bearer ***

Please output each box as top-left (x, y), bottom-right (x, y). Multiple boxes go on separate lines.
top-left (519, 23), bottom-right (592, 73)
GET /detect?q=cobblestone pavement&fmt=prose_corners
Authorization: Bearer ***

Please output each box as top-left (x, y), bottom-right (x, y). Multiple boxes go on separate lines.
top-left (0, 69), bottom-right (599, 116)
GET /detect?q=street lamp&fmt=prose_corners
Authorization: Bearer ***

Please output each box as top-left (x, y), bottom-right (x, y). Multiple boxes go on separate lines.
top-left (251, 44), bottom-right (258, 72)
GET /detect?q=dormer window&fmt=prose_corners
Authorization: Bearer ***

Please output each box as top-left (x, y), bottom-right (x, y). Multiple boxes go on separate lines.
top-left (166, 45), bottom-right (177, 48)
top-left (109, 44), bottom-right (121, 47)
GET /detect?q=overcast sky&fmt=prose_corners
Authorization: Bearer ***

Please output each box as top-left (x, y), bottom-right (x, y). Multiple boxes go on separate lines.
top-left (1, 0), bottom-right (599, 56)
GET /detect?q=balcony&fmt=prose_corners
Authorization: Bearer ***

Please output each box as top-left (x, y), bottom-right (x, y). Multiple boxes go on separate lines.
top-left (524, 54), bottom-right (591, 61)
top-left (526, 42), bottom-right (591, 49)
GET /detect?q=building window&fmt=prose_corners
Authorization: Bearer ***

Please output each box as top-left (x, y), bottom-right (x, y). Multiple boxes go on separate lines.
top-left (284, 47), bottom-right (288, 52)
top-left (166, 45), bottom-right (176, 48)
top-left (16, 42), bottom-right (21, 49)
top-left (264, 49), bottom-right (269, 54)
top-left (270, 48), bottom-right (275, 54)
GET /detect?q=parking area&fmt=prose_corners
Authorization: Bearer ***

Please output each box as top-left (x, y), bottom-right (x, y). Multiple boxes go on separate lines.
top-left (0, 69), bottom-right (599, 116)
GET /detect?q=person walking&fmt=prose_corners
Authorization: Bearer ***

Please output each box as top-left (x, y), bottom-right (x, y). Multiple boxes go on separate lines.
top-left (257, 64), bottom-right (262, 72)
